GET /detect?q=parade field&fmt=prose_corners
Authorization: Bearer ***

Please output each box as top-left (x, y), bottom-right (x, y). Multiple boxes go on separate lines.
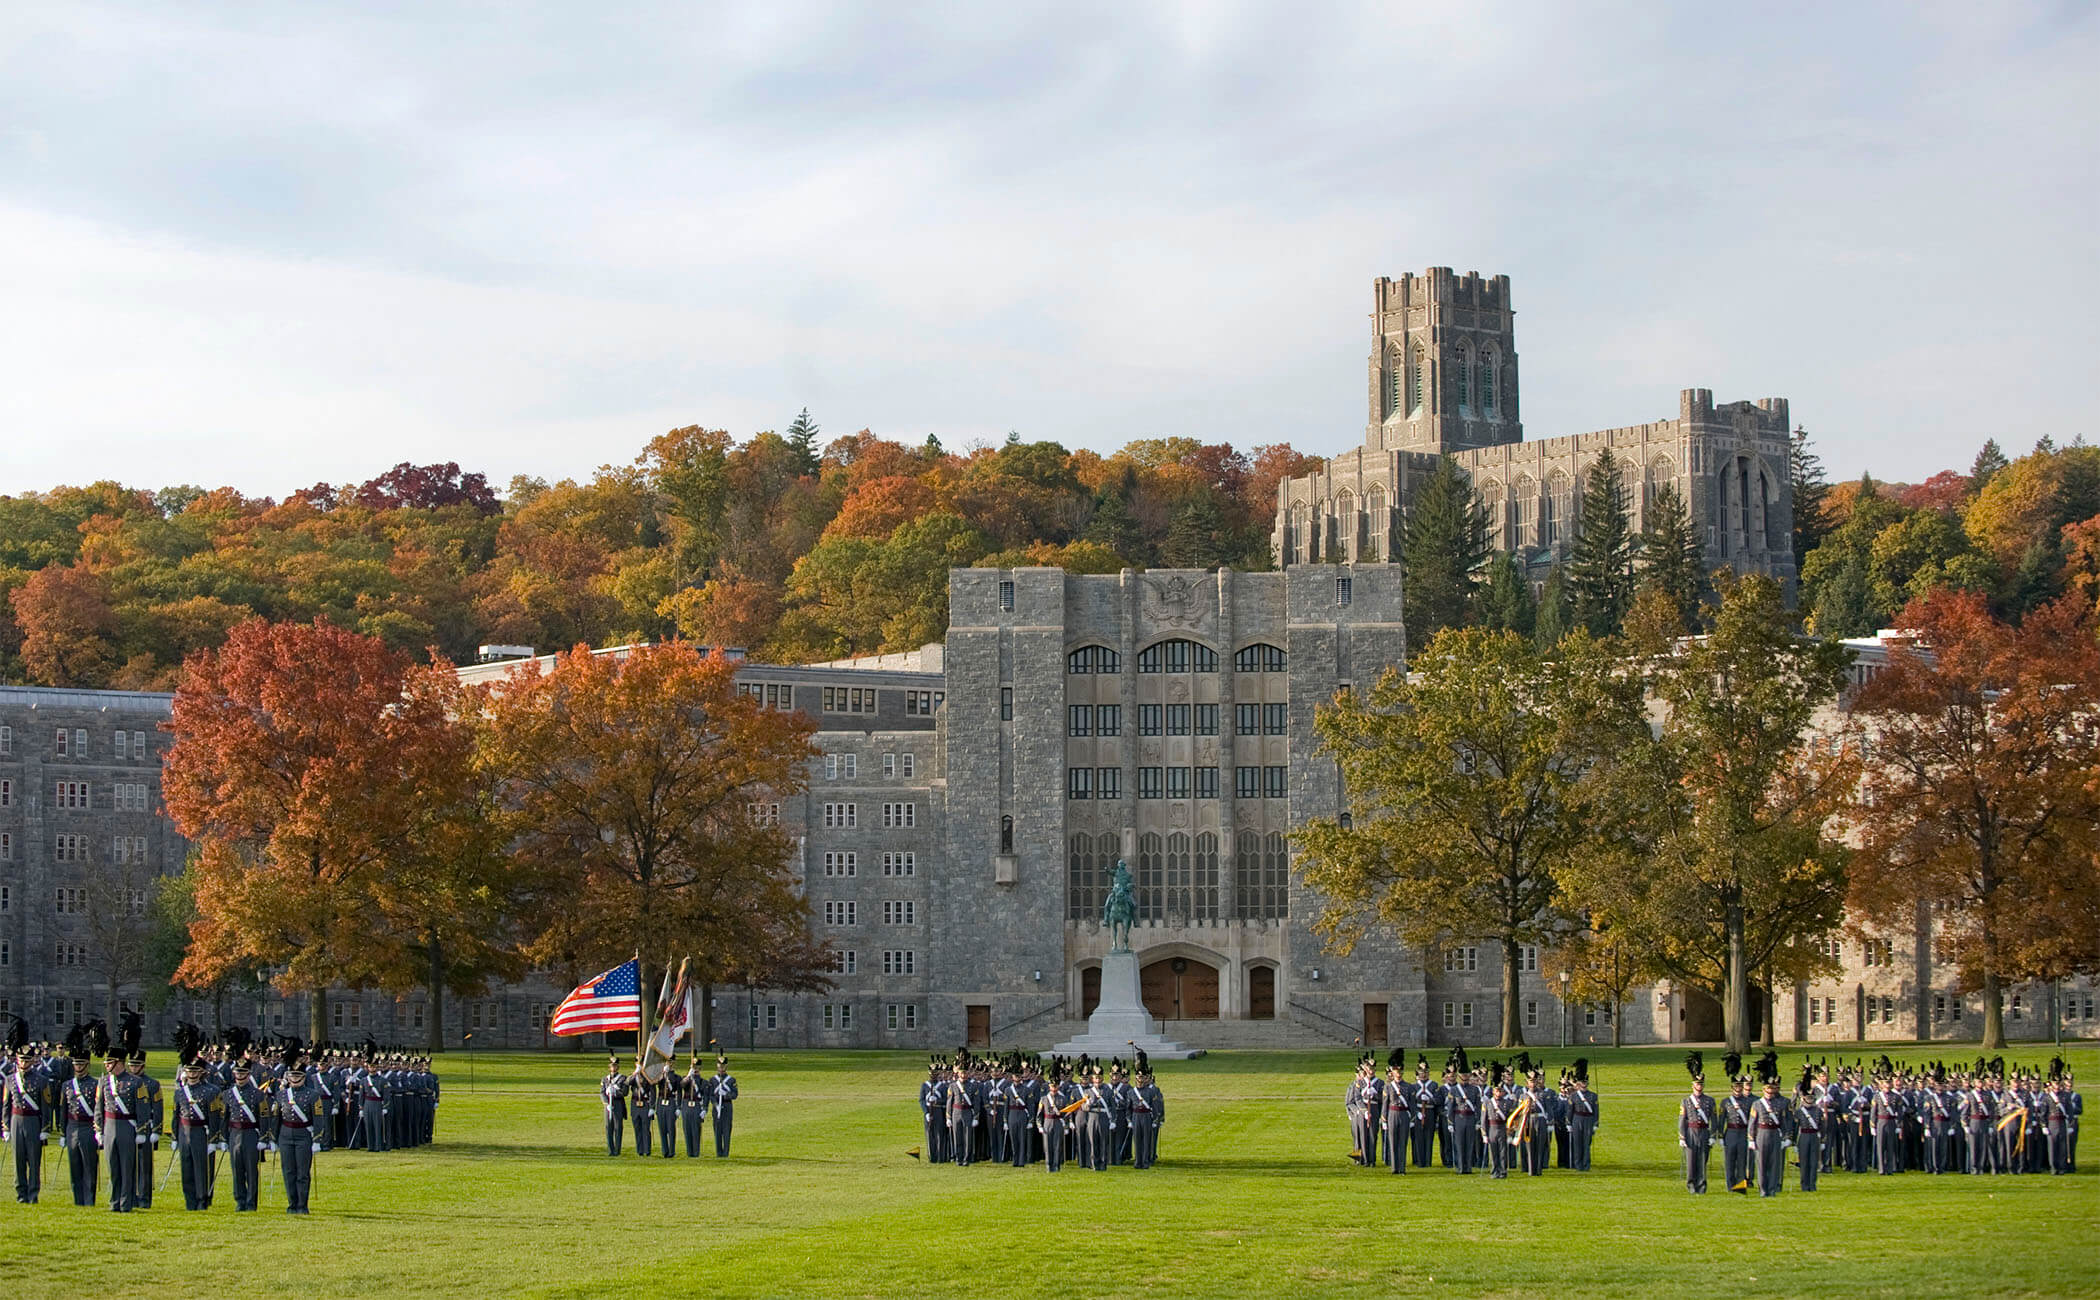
top-left (2, 1045), bottom-right (2094, 1299)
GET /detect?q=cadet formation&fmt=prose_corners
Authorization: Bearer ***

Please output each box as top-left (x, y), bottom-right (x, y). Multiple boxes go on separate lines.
top-left (2, 1013), bottom-right (440, 1214)
top-left (915, 1050), bottom-right (1165, 1172)
top-left (597, 1051), bottom-right (739, 1158)
top-left (1338, 1048), bottom-right (1600, 1179)
top-left (1677, 1050), bottom-right (2083, 1196)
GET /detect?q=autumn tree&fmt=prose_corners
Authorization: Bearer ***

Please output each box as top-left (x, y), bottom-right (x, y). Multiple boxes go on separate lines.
top-left (1837, 590), bottom-right (2100, 1049)
top-left (1603, 574), bottom-right (1853, 1054)
top-left (477, 641), bottom-right (830, 1045)
top-left (10, 564), bottom-right (119, 686)
top-left (163, 618), bottom-right (513, 1043)
top-left (1297, 627), bottom-right (1648, 1048)
top-left (1544, 921), bottom-right (1652, 1048)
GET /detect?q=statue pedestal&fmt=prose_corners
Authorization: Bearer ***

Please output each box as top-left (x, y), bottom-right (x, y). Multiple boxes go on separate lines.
top-left (1049, 949), bottom-right (1203, 1060)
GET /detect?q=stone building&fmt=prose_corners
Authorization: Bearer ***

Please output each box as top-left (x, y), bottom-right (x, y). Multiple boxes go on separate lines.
top-left (1273, 268), bottom-right (1799, 594)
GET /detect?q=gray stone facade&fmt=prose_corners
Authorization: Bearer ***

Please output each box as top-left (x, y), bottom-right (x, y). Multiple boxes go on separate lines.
top-left (1273, 268), bottom-right (1799, 594)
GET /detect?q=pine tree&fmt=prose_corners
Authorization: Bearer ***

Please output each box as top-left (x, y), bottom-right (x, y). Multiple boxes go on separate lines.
top-left (1082, 488), bottom-right (1144, 564)
top-left (1477, 551), bottom-right (1536, 639)
top-left (1809, 554), bottom-right (1874, 638)
top-left (1568, 449), bottom-right (1636, 639)
top-left (785, 408), bottom-right (820, 477)
top-left (1162, 495), bottom-right (1228, 569)
top-left (1535, 565), bottom-right (1571, 649)
top-left (1789, 426), bottom-right (1832, 570)
top-left (1401, 457), bottom-right (1489, 641)
top-left (1637, 481), bottom-right (1706, 630)
top-left (1969, 438), bottom-right (2008, 493)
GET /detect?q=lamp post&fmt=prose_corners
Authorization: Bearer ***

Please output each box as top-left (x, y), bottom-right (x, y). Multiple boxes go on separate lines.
top-left (463, 1032), bottom-right (475, 1091)
top-left (1559, 970), bottom-right (1570, 1049)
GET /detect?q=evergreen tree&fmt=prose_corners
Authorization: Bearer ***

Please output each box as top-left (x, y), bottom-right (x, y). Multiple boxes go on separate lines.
top-left (1789, 426), bottom-right (1832, 569)
top-left (1400, 457), bottom-right (1489, 641)
top-left (1969, 438), bottom-right (2008, 494)
top-left (1476, 551), bottom-right (1536, 639)
top-left (1535, 565), bottom-right (1571, 649)
top-left (1568, 449), bottom-right (1636, 638)
top-left (785, 408), bottom-right (820, 477)
top-left (1082, 488), bottom-right (1144, 564)
top-left (1162, 495), bottom-right (1228, 569)
top-left (1636, 481), bottom-right (1705, 630)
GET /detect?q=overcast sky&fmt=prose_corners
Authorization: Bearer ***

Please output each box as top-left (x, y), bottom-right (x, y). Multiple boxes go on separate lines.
top-left (2, 2), bottom-right (2094, 497)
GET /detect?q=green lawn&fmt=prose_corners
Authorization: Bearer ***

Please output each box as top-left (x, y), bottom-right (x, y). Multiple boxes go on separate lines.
top-left (3, 1044), bottom-right (2095, 1299)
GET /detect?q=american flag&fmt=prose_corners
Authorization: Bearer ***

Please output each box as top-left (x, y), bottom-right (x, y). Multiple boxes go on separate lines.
top-left (550, 959), bottom-right (641, 1036)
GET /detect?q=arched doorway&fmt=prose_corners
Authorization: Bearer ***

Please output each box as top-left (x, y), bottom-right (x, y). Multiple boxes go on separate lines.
top-left (1247, 966), bottom-right (1276, 1020)
top-left (1080, 966), bottom-right (1101, 1018)
top-left (1140, 956), bottom-right (1219, 1020)
top-left (1682, 988), bottom-right (1723, 1041)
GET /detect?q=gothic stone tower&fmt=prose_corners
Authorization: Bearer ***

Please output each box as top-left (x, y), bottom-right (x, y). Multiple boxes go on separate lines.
top-left (1366, 269), bottom-right (1522, 455)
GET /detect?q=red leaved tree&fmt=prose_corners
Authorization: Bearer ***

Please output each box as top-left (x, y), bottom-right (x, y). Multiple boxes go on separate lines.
top-left (477, 641), bottom-right (829, 1047)
top-left (1839, 591), bottom-right (2100, 1048)
top-left (163, 619), bottom-right (515, 1044)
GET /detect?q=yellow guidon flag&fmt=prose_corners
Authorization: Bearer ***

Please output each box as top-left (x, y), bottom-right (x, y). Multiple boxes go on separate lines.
top-left (1507, 1094), bottom-right (1535, 1146)
top-left (1994, 1106), bottom-right (2028, 1156)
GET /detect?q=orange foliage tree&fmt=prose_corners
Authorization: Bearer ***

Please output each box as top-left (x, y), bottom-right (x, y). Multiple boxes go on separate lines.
top-left (476, 641), bottom-right (830, 1046)
top-left (163, 619), bottom-right (519, 1046)
top-left (1838, 590), bottom-right (2100, 1048)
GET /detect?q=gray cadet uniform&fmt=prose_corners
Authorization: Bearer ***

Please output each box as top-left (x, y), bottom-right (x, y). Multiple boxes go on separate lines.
top-left (1792, 1082), bottom-right (1824, 1192)
top-left (60, 1061), bottom-right (101, 1206)
top-left (1381, 1069), bottom-right (1411, 1174)
top-left (1129, 1070), bottom-right (1164, 1169)
top-left (1719, 1087), bottom-right (1753, 1192)
top-left (129, 1054), bottom-right (162, 1208)
top-left (680, 1063), bottom-right (707, 1158)
top-left (1565, 1072), bottom-right (1599, 1171)
top-left (97, 1055), bottom-right (151, 1212)
top-left (600, 1063), bottom-right (629, 1156)
top-left (223, 1066), bottom-right (271, 1212)
top-left (1037, 1083), bottom-right (1068, 1173)
top-left (708, 1062), bottom-right (738, 1156)
top-left (1751, 1088), bottom-right (1791, 1197)
top-left (172, 1065), bottom-right (226, 1210)
top-left (5, 1049), bottom-right (53, 1203)
top-left (271, 1061), bottom-right (325, 1213)
top-left (1678, 1058), bottom-right (1718, 1195)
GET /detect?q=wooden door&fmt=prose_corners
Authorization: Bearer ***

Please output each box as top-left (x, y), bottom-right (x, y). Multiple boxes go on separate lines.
top-left (1247, 966), bottom-right (1275, 1019)
top-left (965, 1004), bottom-right (990, 1048)
top-left (1364, 1002), bottom-right (1389, 1047)
top-left (1140, 958), bottom-right (1221, 1020)
top-left (1081, 967), bottom-right (1101, 1018)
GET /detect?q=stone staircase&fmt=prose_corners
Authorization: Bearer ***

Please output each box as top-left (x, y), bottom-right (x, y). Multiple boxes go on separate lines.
top-left (1019, 1017), bottom-right (1366, 1053)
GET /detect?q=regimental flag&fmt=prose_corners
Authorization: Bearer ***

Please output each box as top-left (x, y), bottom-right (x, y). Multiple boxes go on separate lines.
top-left (550, 960), bottom-right (642, 1036)
top-left (641, 958), bottom-right (693, 1083)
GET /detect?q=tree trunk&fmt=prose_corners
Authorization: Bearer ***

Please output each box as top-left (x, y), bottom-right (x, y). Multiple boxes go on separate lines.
top-left (308, 987), bottom-right (328, 1045)
top-left (1499, 937), bottom-right (1524, 1048)
top-left (1724, 900), bottom-right (1750, 1055)
top-left (1981, 969), bottom-right (2006, 1050)
top-left (1758, 964), bottom-right (1776, 1049)
top-left (1611, 1001), bottom-right (1623, 1049)
top-left (426, 934), bottom-right (445, 1054)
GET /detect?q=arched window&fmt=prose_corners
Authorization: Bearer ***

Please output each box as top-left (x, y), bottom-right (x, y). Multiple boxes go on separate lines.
top-left (1477, 480), bottom-right (1506, 550)
top-left (1235, 830), bottom-right (1263, 918)
top-left (1453, 346), bottom-right (1471, 414)
top-left (1761, 467), bottom-right (1782, 554)
top-left (1366, 486), bottom-right (1388, 561)
top-left (1193, 832), bottom-right (1219, 920)
top-left (1411, 345), bottom-right (1425, 414)
top-left (1234, 643), bottom-right (1286, 673)
top-left (1067, 833), bottom-right (1098, 921)
top-left (1288, 503), bottom-right (1309, 564)
top-left (1542, 470), bottom-right (1570, 547)
top-left (1136, 832), bottom-right (1164, 922)
top-left (1066, 644), bottom-right (1119, 675)
top-left (1479, 350), bottom-right (1498, 415)
top-left (1165, 831), bottom-right (1192, 919)
top-left (1137, 639), bottom-right (1218, 674)
top-left (1642, 455), bottom-right (1674, 531)
top-left (1334, 490), bottom-right (1356, 562)
top-left (1513, 474), bottom-right (1537, 548)
top-left (1385, 346), bottom-right (1404, 419)
top-left (1262, 831), bottom-right (1290, 920)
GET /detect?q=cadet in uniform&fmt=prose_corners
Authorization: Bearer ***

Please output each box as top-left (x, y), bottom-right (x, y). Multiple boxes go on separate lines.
top-left (1481, 1066), bottom-right (1511, 1179)
top-left (1410, 1057), bottom-right (1440, 1168)
top-left (1129, 1053), bottom-right (1164, 1170)
top-left (60, 1026), bottom-right (101, 1207)
top-left (630, 1058), bottom-right (653, 1157)
top-left (128, 1043), bottom-right (161, 1209)
top-left (1036, 1060), bottom-right (1069, 1173)
top-left (1679, 1054), bottom-right (1717, 1194)
top-left (708, 1054), bottom-right (738, 1156)
top-left (1792, 1067), bottom-right (1823, 1192)
top-left (1381, 1054), bottom-right (1411, 1174)
top-left (271, 1040), bottom-right (324, 1214)
top-left (171, 1026), bottom-right (225, 1211)
top-left (5, 1023), bottom-right (53, 1204)
top-left (655, 1061), bottom-right (679, 1158)
top-left (97, 1038), bottom-right (149, 1212)
top-left (1565, 1060), bottom-right (1598, 1171)
top-left (919, 1058), bottom-right (948, 1165)
top-left (681, 1053), bottom-right (707, 1158)
top-left (945, 1060), bottom-right (975, 1167)
top-left (1751, 1064), bottom-right (1791, 1197)
top-left (601, 1055), bottom-right (629, 1156)
top-left (224, 1056), bottom-right (270, 1212)
top-left (1719, 1059), bottom-right (1753, 1194)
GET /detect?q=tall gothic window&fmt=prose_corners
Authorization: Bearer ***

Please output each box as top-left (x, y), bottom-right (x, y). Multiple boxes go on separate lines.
top-left (1365, 487), bottom-right (1388, 561)
top-left (1479, 353), bottom-right (1497, 414)
top-left (1513, 474), bottom-right (1537, 548)
top-left (1411, 346), bottom-right (1425, 413)
top-left (1478, 480), bottom-right (1506, 550)
top-left (1334, 490), bottom-right (1356, 562)
top-left (1068, 833), bottom-right (1098, 921)
top-left (1194, 833), bottom-right (1220, 920)
top-left (1164, 832), bottom-right (1192, 919)
top-left (1386, 348), bottom-right (1404, 419)
top-left (1136, 832), bottom-right (1164, 922)
top-left (1453, 348), bottom-right (1470, 414)
top-left (1263, 831), bottom-right (1290, 919)
top-left (1542, 471), bottom-right (1571, 547)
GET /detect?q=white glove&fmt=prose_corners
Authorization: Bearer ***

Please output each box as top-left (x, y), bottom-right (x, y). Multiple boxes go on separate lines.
top-left (1678, 1138), bottom-right (1686, 1148)
top-left (211, 1141), bottom-right (227, 1154)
